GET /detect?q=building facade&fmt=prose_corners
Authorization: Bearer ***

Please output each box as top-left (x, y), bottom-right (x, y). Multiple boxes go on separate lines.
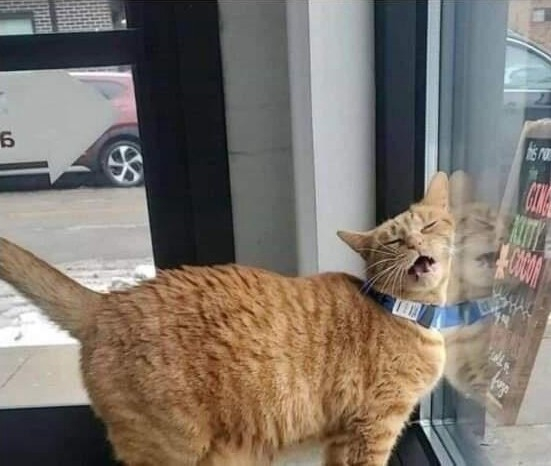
top-left (0, 0), bottom-right (124, 35)
top-left (510, 0), bottom-right (551, 52)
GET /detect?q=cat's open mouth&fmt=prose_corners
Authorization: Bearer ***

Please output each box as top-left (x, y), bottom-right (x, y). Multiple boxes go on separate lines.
top-left (476, 251), bottom-right (497, 268)
top-left (407, 255), bottom-right (436, 280)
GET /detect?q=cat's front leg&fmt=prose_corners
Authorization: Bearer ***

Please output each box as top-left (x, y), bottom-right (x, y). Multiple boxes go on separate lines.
top-left (324, 417), bottom-right (404, 466)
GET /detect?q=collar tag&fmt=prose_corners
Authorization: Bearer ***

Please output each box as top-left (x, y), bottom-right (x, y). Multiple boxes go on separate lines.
top-left (391, 299), bottom-right (424, 321)
top-left (365, 286), bottom-right (497, 329)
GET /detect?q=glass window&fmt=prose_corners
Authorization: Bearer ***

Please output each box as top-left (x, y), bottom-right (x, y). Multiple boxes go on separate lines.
top-left (0, 0), bottom-right (126, 35)
top-left (430, 0), bottom-right (551, 464)
top-left (0, 67), bottom-right (153, 408)
top-left (532, 7), bottom-right (551, 23)
top-left (0, 15), bottom-right (34, 35)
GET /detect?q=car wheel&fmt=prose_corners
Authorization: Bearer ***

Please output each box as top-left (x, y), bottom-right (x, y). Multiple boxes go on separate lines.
top-left (100, 139), bottom-right (144, 187)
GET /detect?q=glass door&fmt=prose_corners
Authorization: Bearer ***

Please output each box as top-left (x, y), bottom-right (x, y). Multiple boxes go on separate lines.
top-left (1, 0), bottom-right (239, 461)
top-left (0, 0), bottom-right (154, 409)
top-left (427, 0), bottom-right (551, 464)
top-left (0, 2), bottom-right (159, 465)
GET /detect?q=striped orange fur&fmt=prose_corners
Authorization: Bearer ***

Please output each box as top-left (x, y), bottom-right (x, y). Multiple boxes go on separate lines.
top-left (0, 172), bottom-right (453, 466)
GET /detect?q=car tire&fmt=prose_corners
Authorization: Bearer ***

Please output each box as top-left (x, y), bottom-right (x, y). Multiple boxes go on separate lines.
top-left (99, 139), bottom-right (144, 187)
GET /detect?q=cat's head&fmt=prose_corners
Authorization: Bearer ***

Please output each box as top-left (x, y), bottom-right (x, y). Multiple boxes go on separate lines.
top-left (338, 172), bottom-right (454, 304)
top-left (446, 170), bottom-right (504, 302)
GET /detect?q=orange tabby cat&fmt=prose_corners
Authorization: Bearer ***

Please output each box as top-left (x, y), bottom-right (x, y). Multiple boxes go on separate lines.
top-left (0, 172), bottom-right (453, 466)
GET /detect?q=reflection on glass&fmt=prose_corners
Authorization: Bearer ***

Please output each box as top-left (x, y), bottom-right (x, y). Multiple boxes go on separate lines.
top-left (0, 0), bottom-right (126, 36)
top-left (505, 36), bottom-right (551, 90)
top-left (442, 170), bottom-right (501, 407)
top-left (0, 67), bottom-right (153, 409)
top-left (438, 0), bottom-right (551, 464)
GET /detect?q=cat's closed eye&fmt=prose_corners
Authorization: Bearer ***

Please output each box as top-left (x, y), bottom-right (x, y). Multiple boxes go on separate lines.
top-left (385, 238), bottom-right (404, 246)
top-left (421, 220), bottom-right (439, 232)
top-left (474, 218), bottom-right (494, 230)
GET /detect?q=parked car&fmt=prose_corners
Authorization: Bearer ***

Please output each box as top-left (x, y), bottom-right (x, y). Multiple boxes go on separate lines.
top-left (504, 31), bottom-right (551, 118)
top-left (0, 71), bottom-right (143, 189)
top-left (71, 71), bottom-right (143, 187)
top-left (499, 32), bottom-right (551, 194)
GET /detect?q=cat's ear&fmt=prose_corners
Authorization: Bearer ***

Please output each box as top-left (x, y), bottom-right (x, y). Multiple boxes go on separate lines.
top-left (337, 230), bottom-right (370, 253)
top-left (449, 170), bottom-right (472, 207)
top-left (422, 171), bottom-right (449, 209)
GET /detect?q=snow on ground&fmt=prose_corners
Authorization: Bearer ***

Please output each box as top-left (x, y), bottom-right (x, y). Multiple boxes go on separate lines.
top-left (0, 258), bottom-right (155, 347)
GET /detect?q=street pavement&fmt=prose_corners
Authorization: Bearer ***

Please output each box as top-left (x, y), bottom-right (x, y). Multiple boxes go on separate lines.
top-left (0, 186), bottom-right (154, 346)
top-left (0, 186), bottom-right (153, 264)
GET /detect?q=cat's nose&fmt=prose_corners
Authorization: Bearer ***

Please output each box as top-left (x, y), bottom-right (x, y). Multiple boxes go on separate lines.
top-left (405, 234), bottom-right (423, 249)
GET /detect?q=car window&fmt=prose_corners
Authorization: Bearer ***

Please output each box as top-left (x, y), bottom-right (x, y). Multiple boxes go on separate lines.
top-left (505, 42), bottom-right (551, 90)
top-left (80, 79), bottom-right (126, 100)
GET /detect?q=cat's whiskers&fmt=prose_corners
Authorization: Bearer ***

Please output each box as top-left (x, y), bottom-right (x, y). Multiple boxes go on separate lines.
top-left (380, 265), bottom-right (398, 295)
top-left (364, 254), bottom-right (408, 295)
top-left (356, 265), bottom-right (394, 302)
top-left (387, 264), bottom-right (403, 298)
top-left (399, 267), bottom-right (406, 297)
top-left (383, 257), bottom-right (410, 297)
top-left (363, 256), bottom-right (400, 275)
top-left (363, 251), bottom-right (408, 280)
top-left (362, 266), bottom-right (394, 295)
top-left (391, 257), bottom-right (410, 298)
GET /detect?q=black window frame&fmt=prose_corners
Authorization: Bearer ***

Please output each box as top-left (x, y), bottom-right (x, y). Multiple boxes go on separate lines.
top-left (375, 0), bottom-right (446, 464)
top-left (1, 2), bottom-right (234, 464)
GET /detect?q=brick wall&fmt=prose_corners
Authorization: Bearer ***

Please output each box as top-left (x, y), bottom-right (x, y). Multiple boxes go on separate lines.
top-left (509, 0), bottom-right (551, 53)
top-left (0, 0), bottom-right (114, 34)
top-left (55, 0), bottom-right (113, 33)
top-left (0, 0), bottom-right (53, 33)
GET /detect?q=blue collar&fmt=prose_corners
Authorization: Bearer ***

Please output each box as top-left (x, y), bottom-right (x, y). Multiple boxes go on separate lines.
top-left (365, 288), bottom-right (498, 329)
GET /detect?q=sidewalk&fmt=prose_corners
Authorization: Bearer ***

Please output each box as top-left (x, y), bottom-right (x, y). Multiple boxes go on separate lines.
top-left (482, 322), bottom-right (551, 465)
top-left (0, 257), bottom-right (154, 347)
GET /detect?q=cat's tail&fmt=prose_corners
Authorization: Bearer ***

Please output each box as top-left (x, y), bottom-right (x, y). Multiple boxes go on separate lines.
top-left (0, 237), bottom-right (103, 339)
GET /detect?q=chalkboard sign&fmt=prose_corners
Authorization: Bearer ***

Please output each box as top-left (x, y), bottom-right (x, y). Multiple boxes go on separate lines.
top-left (487, 120), bottom-right (551, 425)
